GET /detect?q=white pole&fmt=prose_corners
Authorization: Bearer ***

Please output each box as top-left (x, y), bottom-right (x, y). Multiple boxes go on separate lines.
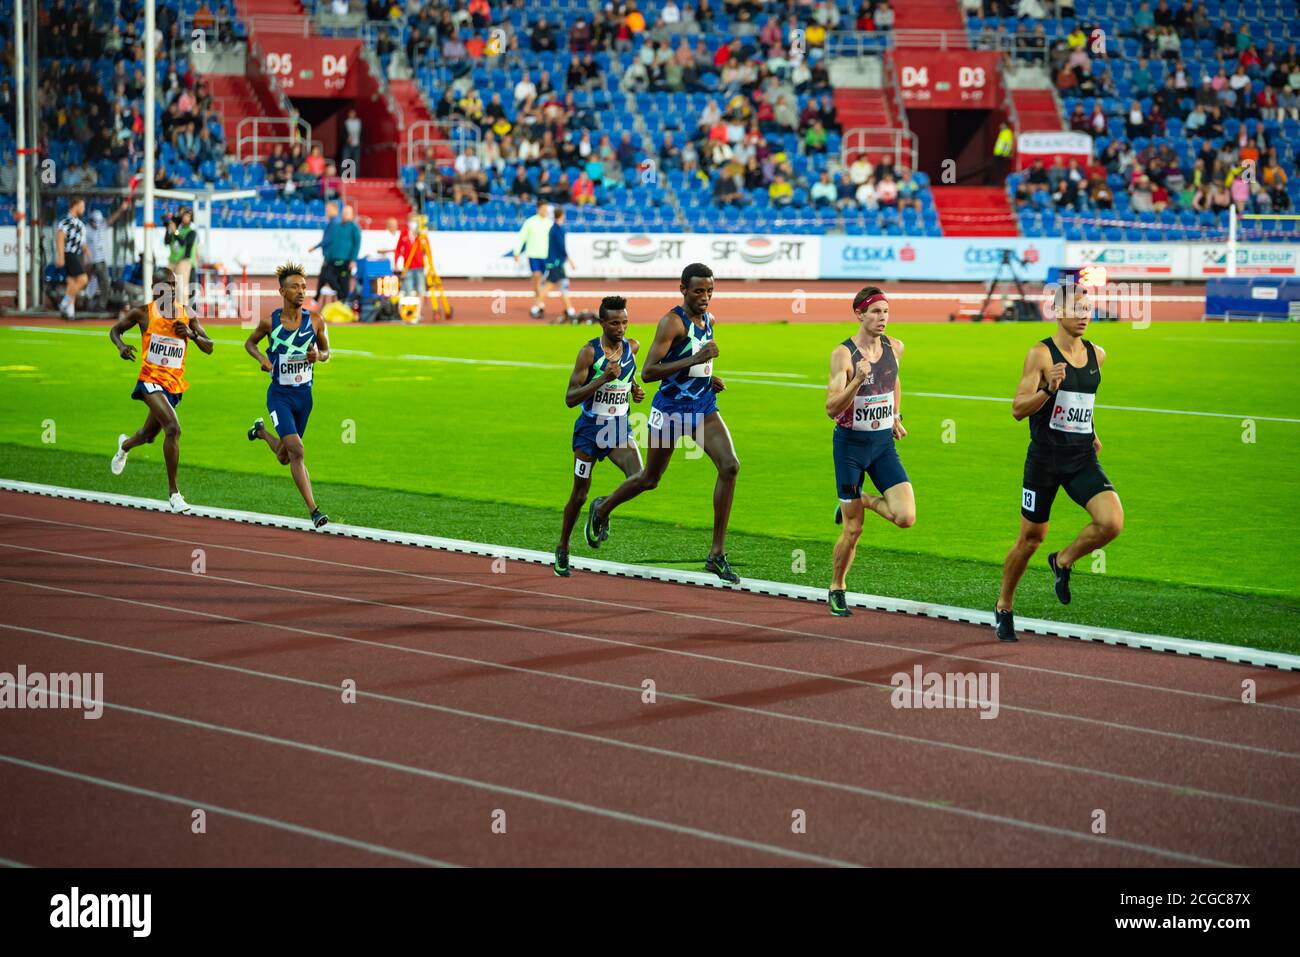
top-left (144, 0), bottom-right (157, 292)
top-left (14, 0), bottom-right (26, 310)
top-left (1228, 203), bottom-right (1237, 279)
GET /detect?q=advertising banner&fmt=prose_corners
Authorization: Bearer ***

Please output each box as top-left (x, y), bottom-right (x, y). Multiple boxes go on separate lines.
top-left (1064, 242), bottom-right (1186, 278)
top-left (820, 236), bottom-right (1062, 282)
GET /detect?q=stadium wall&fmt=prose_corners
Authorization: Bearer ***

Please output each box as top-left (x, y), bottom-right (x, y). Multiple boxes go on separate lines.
top-left (1, 228), bottom-right (1294, 281)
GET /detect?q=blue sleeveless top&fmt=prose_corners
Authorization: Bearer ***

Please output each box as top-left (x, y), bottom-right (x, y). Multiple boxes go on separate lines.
top-left (654, 305), bottom-right (714, 403)
top-left (580, 336), bottom-right (637, 419)
top-left (267, 308), bottom-right (317, 389)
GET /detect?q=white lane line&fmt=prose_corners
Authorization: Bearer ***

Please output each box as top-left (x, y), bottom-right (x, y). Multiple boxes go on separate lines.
top-left (0, 750), bottom-right (457, 867)
top-left (8, 579), bottom-right (1297, 816)
top-left (5, 512), bottom-right (1292, 712)
top-left (0, 620), bottom-right (1251, 865)
top-left (3, 482), bottom-right (1296, 674)
top-left (0, 669), bottom-right (859, 868)
top-left (2, 548), bottom-right (1295, 761)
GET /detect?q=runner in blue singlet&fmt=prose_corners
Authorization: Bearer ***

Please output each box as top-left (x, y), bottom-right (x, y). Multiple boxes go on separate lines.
top-left (583, 262), bottom-right (742, 584)
top-left (554, 295), bottom-right (645, 576)
top-left (242, 261), bottom-right (332, 528)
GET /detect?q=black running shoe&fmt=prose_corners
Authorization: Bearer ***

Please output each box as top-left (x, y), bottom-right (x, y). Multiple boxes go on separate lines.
top-left (311, 509), bottom-right (329, 529)
top-left (829, 589), bottom-right (852, 617)
top-left (705, 553), bottom-right (740, 584)
top-left (554, 547), bottom-right (571, 577)
top-left (584, 496), bottom-right (608, 549)
top-left (833, 504), bottom-right (843, 525)
top-left (247, 418), bottom-right (264, 442)
top-left (994, 607), bottom-right (1018, 642)
top-left (1048, 551), bottom-right (1072, 605)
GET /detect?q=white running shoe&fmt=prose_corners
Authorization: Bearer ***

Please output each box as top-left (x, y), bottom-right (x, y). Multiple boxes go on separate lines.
top-left (169, 492), bottom-right (191, 513)
top-left (111, 434), bottom-right (129, 475)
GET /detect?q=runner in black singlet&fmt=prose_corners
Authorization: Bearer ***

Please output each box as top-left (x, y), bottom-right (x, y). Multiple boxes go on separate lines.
top-left (995, 284), bottom-right (1124, 642)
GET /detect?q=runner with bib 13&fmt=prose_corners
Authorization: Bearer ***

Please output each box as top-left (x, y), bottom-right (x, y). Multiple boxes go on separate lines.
top-left (994, 283), bottom-right (1124, 642)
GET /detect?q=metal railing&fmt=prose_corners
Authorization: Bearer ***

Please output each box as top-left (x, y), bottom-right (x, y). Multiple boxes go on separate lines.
top-left (404, 119), bottom-right (482, 168)
top-left (827, 29), bottom-right (972, 57)
top-left (246, 14), bottom-right (314, 35)
top-left (882, 52), bottom-right (919, 172)
top-left (840, 128), bottom-right (919, 173)
top-left (236, 116), bottom-right (316, 163)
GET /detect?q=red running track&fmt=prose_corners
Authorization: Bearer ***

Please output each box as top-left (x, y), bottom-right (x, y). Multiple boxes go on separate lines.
top-left (1, 490), bottom-right (1298, 867)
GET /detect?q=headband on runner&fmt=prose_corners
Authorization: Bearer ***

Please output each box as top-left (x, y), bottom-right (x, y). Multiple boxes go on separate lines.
top-left (854, 292), bottom-right (888, 312)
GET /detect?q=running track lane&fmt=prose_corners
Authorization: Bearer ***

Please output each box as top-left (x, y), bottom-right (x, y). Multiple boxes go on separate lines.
top-left (0, 493), bottom-right (1297, 867)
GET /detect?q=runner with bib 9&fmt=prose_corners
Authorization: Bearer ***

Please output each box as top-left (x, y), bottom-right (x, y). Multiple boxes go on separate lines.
top-left (825, 285), bottom-right (915, 618)
top-left (994, 283), bottom-right (1124, 642)
top-left (554, 295), bottom-right (646, 576)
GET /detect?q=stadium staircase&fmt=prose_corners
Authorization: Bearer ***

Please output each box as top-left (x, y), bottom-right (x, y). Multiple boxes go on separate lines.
top-left (1011, 90), bottom-right (1064, 132)
top-left (930, 186), bottom-right (1019, 237)
top-left (891, 0), bottom-right (968, 41)
top-left (206, 74), bottom-right (288, 153)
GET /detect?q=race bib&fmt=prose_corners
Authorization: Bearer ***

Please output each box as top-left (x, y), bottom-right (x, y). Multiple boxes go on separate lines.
top-left (1049, 390), bottom-right (1095, 433)
top-left (592, 383), bottom-right (630, 417)
top-left (851, 392), bottom-right (895, 432)
top-left (688, 338), bottom-right (713, 378)
top-left (145, 333), bottom-right (186, 369)
top-left (278, 356), bottom-right (314, 386)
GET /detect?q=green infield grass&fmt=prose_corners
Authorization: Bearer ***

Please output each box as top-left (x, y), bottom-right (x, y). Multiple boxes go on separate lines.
top-left (1, 318), bottom-right (1297, 652)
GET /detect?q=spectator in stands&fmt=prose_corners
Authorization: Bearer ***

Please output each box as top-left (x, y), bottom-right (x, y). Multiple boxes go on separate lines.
top-left (810, 170), bottom-right (836, 208)
top-left (855, 2), bottom-right (875, 31)
top-left (1229, 167), bottom-right (1251, 212)
top-left (1278, 86), bottom-right (1299, 121)
top-left (874, 1), bottom-right (894, 30)
top-left (768, 172), bottom-right (793, 207)
top-left (804, 119), bottom-right (828, 154)
top-left (712, 167), bottom-right (743, 206)
top-left (468, 0), bottom-right (491, 29)
top-left (531, 16), bottom-right (557, 52)
top-left (1052, 169), bottom-right (1080, 210)
top-left (572, 169), bottom-right (597, 206)
top-left (1026, 159), bottom-right (1050, 195)
top-left (1126, 101), bottom-right (1148, 139)
top-left (1130, 175), bottom-right (1156, 212)
top-left (1215, 20), bottom-right (1236, 57)
top-left (1090, 176), bottom-right (1114, 209)
top-left (1089, 102), bottom-right (1108, 138)
top-left (453, 147), bottom-right (487, 203)
top-left (855, 176), bottom-right (878, 210)
top-left (342, 109), bottom-right (363, 173)
top-left (1069, 103), bottom-right (1090, 134)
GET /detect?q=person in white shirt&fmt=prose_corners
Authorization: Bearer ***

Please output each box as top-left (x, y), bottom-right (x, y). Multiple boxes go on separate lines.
top-left (514, 72), bottom-right (537, 106)
top-left (662, 0), bottom-right (681, 23)
top-left (855, 178), bottom-right (878, 209)
top-left (850, 155), bottom-right (873, 185)
top-left (331, 0), bottom-right (349, 16)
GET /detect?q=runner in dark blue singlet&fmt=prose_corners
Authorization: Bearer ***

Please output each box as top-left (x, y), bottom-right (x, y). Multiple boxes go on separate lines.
top-left (583, 262), bottom-right (742, 584)
top-left (994, 284), bottom-right (1124, 642)
top-left (824, 286), bottom-right (915, 617)
top-left (243, 262), bottom-right (332, 528)
top-left (554, 296), bottom-right (646, 576)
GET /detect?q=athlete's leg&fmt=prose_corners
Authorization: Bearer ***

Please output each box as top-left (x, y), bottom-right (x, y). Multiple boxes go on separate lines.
top-left (532, 269), bottom-right (544, 310)
top-left (1054, 490), bottom-right (1124, 568)
top-left (997, 516), bottom-right (1050, 611)
top-left (140, 391), bottom-right (183, 495)
top-left (831, 498), bottom-right (866, 590)
top-left (606, 443), bottom-right (644, 478)
top-left (559, 453), bottom-right (596, 549)
top-left (699, 411), bottom-right (740, 556)
top-left (255, 420), bottom-right (288, 463)
top-left (862, 482), bottom-right (916, 528)
top-left (121, 408), bottom-right (162, 452)
top-left (278, 434), bottom-right (318, 512)
top-left (598, 442), bottom-right (674, 516)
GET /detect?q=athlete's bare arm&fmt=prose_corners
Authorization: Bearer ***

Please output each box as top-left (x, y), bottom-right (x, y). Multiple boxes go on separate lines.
top-left (1092, 343), bottom-right (1106, 451)
top-left (564, 342), bottom-right (613, 407)
top-left (627, 338), bottom-right (646, 402)
top-left (892, 337), bottom-right (906, 439)
top-left (109, 306), bottom-right (148, 360)
top-left (244, 315), bottom-right (274, 372)
top-left (309, 316), bottom-right (331, 363)
top-left (180, 314), bottom-right (215, 355)
top-left (1011, 343), bottom-right (1063, 420)
top-left (825, 344), bottom-right (867, 418)
top-left (640, 311), bottom-right (712, 382)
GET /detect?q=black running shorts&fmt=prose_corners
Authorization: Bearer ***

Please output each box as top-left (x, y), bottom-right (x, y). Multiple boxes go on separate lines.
top-left (1020, 445), bottom-right (1114, 523)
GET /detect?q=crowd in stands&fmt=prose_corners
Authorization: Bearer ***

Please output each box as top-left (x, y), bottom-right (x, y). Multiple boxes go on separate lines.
top-left (402, 0), bottom-right (929, 228)
top-left (976, 0), bottom-right (1300, 229)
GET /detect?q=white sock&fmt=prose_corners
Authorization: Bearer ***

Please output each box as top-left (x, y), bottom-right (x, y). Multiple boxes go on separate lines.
top-left (60, 295), bottom-right (71, 309)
